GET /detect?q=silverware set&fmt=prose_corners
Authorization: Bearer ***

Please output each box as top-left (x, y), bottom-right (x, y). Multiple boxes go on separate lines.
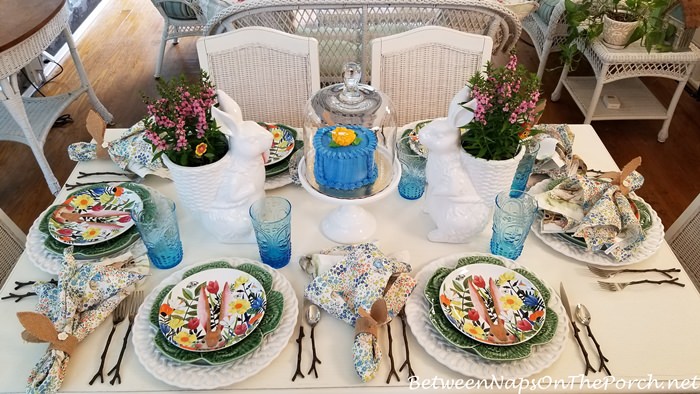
top-left (292, 255), bottom-right (322, 381)
top-left (559, 283), bottom-right (610, 376)
top-left (588, 265), bottom-right (685, 291)
top-left (1, 279), bottom-right (57, 302)
top-left (89, 290), bottom-right (143, 385)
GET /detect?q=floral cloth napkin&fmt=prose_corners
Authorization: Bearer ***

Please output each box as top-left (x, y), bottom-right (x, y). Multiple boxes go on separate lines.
top-left (68, 122), bottom-right (169, 178)
top-left (17, 248), bottom-right (148, 393)
top-left (303, 243), bottom-right (416, 382)
top-left (534, 156), bottom-right (645, 261)
top-left (531, 124), bottom-right (575, 179)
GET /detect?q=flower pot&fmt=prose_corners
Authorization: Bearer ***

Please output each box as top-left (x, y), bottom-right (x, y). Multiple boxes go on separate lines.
top-left (602, 14), bottom-right (640, 49)
top-left (460, 147), bottom-right (525, 206)
top-left (162, 152), bottom-right (232, 214)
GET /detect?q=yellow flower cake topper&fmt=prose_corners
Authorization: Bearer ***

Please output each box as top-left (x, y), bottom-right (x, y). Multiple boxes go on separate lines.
top-left (330, 126), bottom-right (361, 147)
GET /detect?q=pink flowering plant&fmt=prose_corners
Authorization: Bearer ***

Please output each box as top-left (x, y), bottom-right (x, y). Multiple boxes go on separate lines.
top-left (142, 72), bottom-right (228, 167)
top-left (460, 54), bottom-right (542, 161)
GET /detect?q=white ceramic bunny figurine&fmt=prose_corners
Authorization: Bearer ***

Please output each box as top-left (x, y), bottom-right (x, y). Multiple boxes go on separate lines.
top-left (200, 91), bottom-right (273, 243)
top-left (419, 86), bottom-right (490, 243)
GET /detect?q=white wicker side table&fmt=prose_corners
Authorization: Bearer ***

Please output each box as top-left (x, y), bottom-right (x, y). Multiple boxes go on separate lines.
top-left (0, 0), bottom-right (112, 195)
top-left (551, 39), bottom-right (700, 142)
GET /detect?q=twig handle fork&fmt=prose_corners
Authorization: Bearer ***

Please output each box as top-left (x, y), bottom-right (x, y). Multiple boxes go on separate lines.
top-left (583, 325), bottom-right (611, 375)
top-left (89, 325), bottom-right (118, 385)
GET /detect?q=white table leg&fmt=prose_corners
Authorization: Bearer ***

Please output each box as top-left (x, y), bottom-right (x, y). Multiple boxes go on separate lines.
top-left (63, 28), bottom-right (113, 124)
top-left (0, 78), bottom-right (61, 195)
top-left (657, 76), bottom-right (691, 142)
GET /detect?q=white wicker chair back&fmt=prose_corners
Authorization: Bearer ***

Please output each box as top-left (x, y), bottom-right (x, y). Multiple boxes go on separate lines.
top-left (0, 209), bottom-right (25, 289)
top-left (370, 26), bottom-right (492, 125)
top-left (204, 0), bottom-right (520, 85)
top-left (197, 26), bottom-right (320, 128)
top-left (667, 193), bottom-right (700, 293)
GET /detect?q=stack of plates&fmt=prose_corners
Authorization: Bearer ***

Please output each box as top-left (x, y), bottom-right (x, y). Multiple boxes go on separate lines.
top-left (26, 182), bottom-right (153, 274)
top-left (260, 123), bottom-right (303, 189)
top-left (132, 258), bottom-right (297, 389)
top-left (405, 253), bottom-right (568, 379)
top-left (529, 179), bottom-right (664, 266)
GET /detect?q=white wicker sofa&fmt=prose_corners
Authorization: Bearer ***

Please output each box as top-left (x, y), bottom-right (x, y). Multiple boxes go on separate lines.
top-left (204, 0), bottom-right (522, 84)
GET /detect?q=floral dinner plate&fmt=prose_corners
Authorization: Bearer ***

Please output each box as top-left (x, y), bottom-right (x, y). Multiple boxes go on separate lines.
top-left (48, 185), bottom-right (142, 246)
top-left (439, 263), bottom-right (546, 347)
top-left (259, 123), bottom-right (296, 166)
top-left (159, 268), bottom-right (266, 352)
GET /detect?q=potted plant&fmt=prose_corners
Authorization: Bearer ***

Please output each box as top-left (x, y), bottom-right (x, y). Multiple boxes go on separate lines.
top-left (458, 53), bottom-right (544, 203)
top-left (561, 0), bottom-right (679, 66)
top-left (141, 72), bottom-right (231, 217)
top-left (142, 71), bottom-right (228, 167)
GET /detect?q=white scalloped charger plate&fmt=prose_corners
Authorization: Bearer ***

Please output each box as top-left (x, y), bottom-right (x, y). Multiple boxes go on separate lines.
top-left (529, 179), bottom-right (664, 267)
top-left (405, 253), bottom-right (568, 379)
top-left (132, 257), bottom-right (298, 390)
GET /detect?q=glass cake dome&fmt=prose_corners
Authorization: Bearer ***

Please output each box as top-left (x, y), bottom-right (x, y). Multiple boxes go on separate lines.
top-left (303, 62), bottom-right (397, 199)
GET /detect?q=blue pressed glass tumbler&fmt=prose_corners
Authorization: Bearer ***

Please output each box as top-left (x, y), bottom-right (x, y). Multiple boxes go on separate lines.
top-left (397, 135), bottom-right (427, 200)
top-left (490, 190), bottom-right (538, 260)
top-left (510, 139), bottom-right (540, 197)
top-left (131, 198), bottom-right (183, 269)
top-left (249, 196), bottom-right (292, 269)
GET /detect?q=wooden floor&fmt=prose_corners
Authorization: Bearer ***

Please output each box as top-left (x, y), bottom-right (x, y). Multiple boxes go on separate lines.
top-left (1, 0), bottom-right (699, 234)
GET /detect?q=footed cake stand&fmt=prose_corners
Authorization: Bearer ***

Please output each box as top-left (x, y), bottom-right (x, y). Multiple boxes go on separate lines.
top-left (298, 156), bottom-right (400, 244)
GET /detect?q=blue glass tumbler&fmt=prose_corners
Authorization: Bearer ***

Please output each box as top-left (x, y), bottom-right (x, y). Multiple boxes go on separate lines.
top-left (249, 196), bottom-right (292, 268)
top-left (490, 190), bottom-right (538, 260)
top-left (510, 139), bottom-right (540, 197)
top-left (131, 198), bottom-right (183, 269)
top-left (397, 135), bottom-right (427, 200)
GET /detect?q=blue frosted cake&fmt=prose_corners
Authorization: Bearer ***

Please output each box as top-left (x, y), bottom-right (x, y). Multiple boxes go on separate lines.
top-left (313, 125), bottom-right (378, 190)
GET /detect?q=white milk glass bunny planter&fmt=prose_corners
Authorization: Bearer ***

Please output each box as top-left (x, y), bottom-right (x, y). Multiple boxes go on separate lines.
top-left (163, 90), bottom-right (272, 243)
top-left (419, 86), bottom-right (490, 243)
top-left (207, 97), bottom-right (273, 243)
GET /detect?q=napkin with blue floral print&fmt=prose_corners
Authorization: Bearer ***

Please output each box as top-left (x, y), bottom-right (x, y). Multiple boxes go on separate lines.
top-left (17, 248), bottom-right (148, 394)
top-left (304, 243), bottom-right (416, 382)
top-left (68, 122), bottom-right (168, 178)
top-left (534, 156), bottom-right (646, 261)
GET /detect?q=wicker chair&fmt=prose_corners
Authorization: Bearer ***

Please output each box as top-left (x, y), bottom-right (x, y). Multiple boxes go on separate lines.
top-left (522, 0), bottom-right (568, 79)
top-left (0, 209), bottom-right (25, 289)
top-left (204, 0), bottom-right (521, 85)
top-left (667, 193), bottom-right (700, 293)
top-left (151, 0), bottom-right (207, 78)
top-left (370, 26), bottom-right (492, 125)
top-left (197, 26), bottom-right (320, 127)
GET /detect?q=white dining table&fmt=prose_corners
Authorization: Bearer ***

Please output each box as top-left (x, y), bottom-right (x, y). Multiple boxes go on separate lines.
top-left (1, 124), bottom-right (699, 393)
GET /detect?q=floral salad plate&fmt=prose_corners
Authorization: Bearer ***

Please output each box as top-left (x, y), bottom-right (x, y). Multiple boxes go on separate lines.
top-left (158, 268), bottom-right (267, 352)
top-left (404, 253), bottom-right (567, 379)
top-left (47, 184), bottom-right (142, 246)
top-left (439, 263), bottom-right (546, 347)
top-left (149, 260), bottom-right (285, 366)
top-left (259, 123), bottom-right (296, 166)
top-left (28, 183), bottom-right (157, 273)
top-left (426, 255), bottom-right (558, 361)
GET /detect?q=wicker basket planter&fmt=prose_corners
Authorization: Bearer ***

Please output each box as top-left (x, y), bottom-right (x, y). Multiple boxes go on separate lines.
top-left (460, 147), bottom-right (525, 206)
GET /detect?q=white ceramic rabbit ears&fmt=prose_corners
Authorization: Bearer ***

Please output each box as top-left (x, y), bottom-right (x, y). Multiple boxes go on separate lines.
top-left (212, 89), bottom-right (244, 136)
top-left (447, 85), bottom-right (478, 129)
